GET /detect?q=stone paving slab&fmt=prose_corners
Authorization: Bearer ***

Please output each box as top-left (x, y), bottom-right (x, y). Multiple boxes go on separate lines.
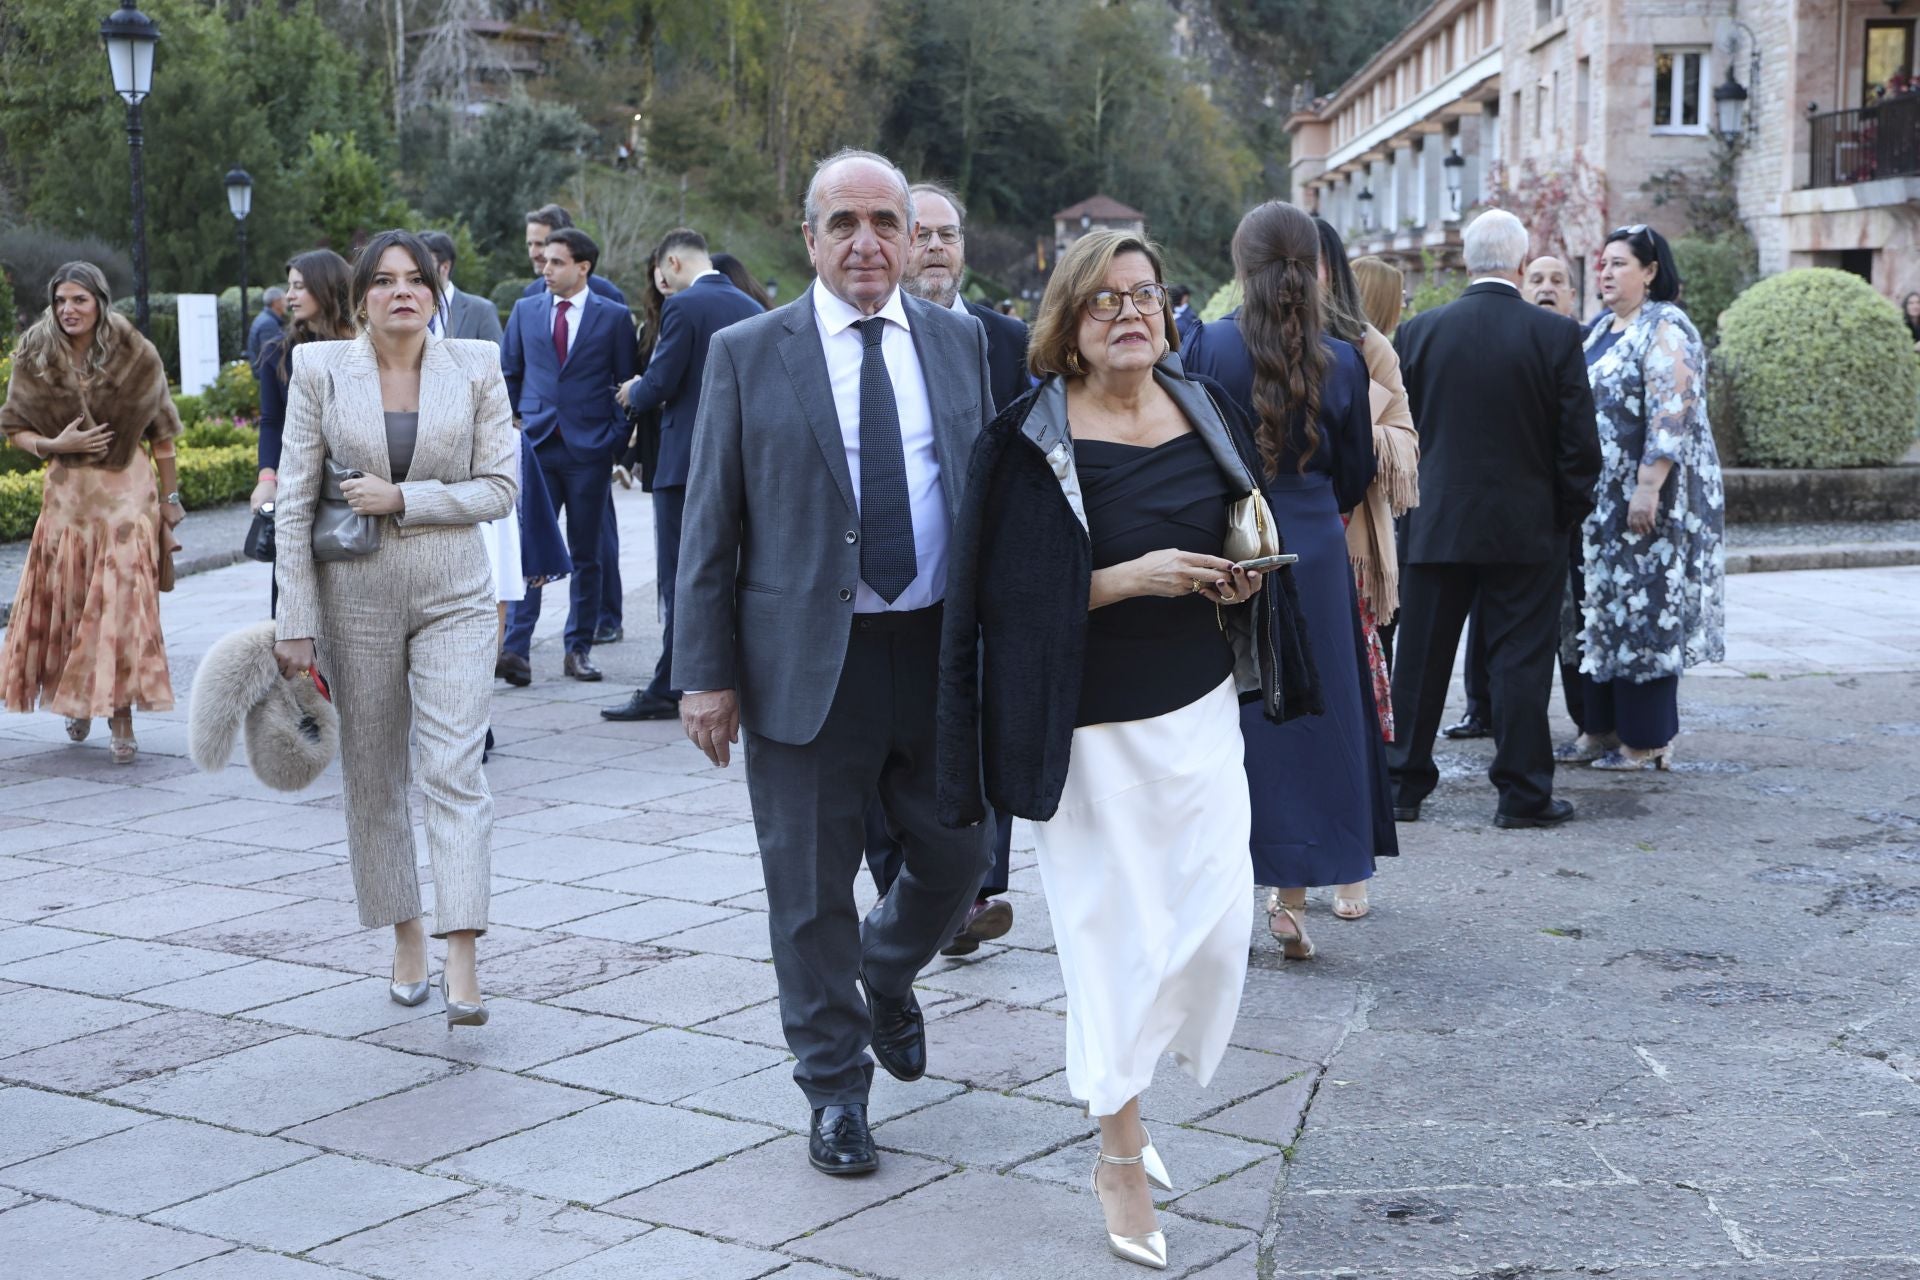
top-left (2, 549), bottom-right (1919, 1277)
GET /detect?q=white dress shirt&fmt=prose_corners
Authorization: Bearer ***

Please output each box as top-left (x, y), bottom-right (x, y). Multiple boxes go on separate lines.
top-left (812, 283), bottom-right (946, 613)
top-left (549, 283), bottom-right (590, 360)
top-left (1470, 277), bottom-right (1520, 291)
top-left (947, 292), bottom-right (970, 315)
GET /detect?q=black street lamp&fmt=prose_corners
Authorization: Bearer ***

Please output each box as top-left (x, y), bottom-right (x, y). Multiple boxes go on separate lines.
top-left (1713, 69), bottom-right (1750, 142)
top-left (1443, 148), bottom-right (1467, 217)
top-left (100, 4), bottom-right (159, 336)
top-left (1357, 186), bottom-right (1376, 232)
top-left (225, 166), bottom-right (253, 357)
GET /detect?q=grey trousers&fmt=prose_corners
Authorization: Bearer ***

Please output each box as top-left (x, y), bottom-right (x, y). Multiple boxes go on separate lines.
top-left (317, 524), bottom-right (496, 937)
top-left (744, 606), bottom-right (994, 1108)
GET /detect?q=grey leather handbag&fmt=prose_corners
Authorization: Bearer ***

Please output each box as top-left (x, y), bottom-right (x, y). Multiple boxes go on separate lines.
top-left (312, 457), bottom-right (383, 562)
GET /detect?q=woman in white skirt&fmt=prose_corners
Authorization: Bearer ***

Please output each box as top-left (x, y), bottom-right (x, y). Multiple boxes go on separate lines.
top-left (939, 230), bottom-right (1321, 1270)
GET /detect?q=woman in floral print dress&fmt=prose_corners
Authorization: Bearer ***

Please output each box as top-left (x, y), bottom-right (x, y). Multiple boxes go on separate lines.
top-left (1558, 224), bottom-right (1724, 771)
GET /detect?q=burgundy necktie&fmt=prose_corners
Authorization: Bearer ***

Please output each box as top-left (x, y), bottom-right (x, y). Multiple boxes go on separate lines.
top-left (552, 299), bottom-right (571, 367)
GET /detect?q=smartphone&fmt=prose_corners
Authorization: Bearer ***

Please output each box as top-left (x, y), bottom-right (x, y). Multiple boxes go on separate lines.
top-left (1233, 553), bottom-right (1298, 572)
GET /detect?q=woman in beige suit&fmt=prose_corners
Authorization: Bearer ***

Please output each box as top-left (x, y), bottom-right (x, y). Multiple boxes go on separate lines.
top-left (273, 230), bottom-right (517, 1028)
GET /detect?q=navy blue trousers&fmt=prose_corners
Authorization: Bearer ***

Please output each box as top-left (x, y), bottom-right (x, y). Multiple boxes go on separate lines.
top-left (642, 485), bottom-right (685, 701)
top-left (1574, 674), bottom-right (1679, 749)
top-left (600, 489), bottom-right (623, 632)
top-left (505, 437), bottom-right (610, 658)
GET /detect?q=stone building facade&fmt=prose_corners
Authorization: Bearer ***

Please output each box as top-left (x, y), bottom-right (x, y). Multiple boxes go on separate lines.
top-left (1284, 0), bottom-right (1920, 304)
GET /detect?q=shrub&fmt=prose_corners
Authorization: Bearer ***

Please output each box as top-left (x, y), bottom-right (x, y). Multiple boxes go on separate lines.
top-left (1409, 249), bottom-right (1467, 315)
top-left (0, 443), bottom-right (257, 540)
top-left (1671, 232), bottom-right (1757, 347)
top-left (491, 278), bottom-right (529, 321)
top-left (180, 419), bottom-right (258, 450)
top-left (1199, 279), bottom-right (1241, 323)
top-left (0, 227), bottom-right (134, 310)
top-left (200, 360), bottom-right (260, 422)
top-left (173, 392), bottom-right (206, 426)
top-left (1715, 268), bottom-right (1920, 468)
top-left (0, 266), bottom-right (15, 355)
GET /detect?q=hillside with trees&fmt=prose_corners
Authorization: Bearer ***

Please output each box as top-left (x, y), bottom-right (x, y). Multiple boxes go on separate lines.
top-left (0, 0), bottom-right (1425, 316)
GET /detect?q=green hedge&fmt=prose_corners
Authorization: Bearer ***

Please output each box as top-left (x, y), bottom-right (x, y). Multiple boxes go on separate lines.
top-left (1671, 233), bottom-right (1757, 348)
top-left (1714, 268), bottom-right (1920, 468)
top-left (0, 444), bottom-right (257, 541)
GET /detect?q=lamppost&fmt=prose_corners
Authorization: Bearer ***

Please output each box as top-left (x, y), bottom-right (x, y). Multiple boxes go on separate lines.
top-left (100, 4), bottom-right (159, 336)
top-left (1357, 186), bottom-right (1376, 233)
top-left (225, 166), bottom-right (253, 357)
top-left (1443, 148), bottom-right (1467, 219)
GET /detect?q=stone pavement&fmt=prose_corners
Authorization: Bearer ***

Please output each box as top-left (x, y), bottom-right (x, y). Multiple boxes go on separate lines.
top-left (0, 495), bottom-right (1915, 1277)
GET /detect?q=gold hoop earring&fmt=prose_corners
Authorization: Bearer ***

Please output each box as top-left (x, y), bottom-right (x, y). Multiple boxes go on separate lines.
top-left (1065, 349), bottom-right (1085, 376)
top-left (356, 311), bottom-right (368, 325)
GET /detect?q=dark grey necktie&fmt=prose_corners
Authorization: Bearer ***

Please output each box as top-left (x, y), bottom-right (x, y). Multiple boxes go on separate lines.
top-left (855, 317), bottom-right (916, 603)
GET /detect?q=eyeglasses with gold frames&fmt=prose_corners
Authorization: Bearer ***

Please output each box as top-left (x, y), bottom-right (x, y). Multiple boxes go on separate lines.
top-left (1085, 283), bottom-right (1167, 321)
top-left (911, 225), bottom-right (963, 247)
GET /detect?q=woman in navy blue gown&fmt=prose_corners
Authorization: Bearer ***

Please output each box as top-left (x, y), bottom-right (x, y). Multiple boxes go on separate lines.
top-left (1183, 200), bottom-right (1398, 960)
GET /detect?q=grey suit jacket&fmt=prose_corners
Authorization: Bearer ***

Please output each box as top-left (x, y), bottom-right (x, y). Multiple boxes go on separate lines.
top-left (274, 334), bottom-right (519, 643)
top-left (445, 287), bottom-right (504, 343)
top-left (674, 283), bottom-right (994, 746)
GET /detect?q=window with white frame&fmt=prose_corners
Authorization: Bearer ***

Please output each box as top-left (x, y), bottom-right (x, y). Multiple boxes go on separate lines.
top-left (1653, 48), bottom-right (1710, 134)
top-left (1534, 0), bottom-right (1565, 27)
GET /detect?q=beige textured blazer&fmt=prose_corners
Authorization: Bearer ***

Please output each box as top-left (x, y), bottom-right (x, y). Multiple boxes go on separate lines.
top-left (274, 333), bottom-right (518, 642)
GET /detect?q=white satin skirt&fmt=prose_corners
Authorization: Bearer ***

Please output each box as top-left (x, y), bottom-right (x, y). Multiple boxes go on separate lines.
top-left (1033, 675), bottom-right (1254, 1117)
top-left (479, 513), bottom-right (525, 604)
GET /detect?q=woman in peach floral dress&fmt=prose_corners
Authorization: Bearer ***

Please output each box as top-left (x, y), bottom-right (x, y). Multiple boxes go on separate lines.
top-left (0, 262), bottom-right (184, 762)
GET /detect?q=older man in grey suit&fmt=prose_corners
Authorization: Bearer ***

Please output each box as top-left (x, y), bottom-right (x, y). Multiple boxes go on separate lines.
top-left (675, 149), bottom-right (996, 1177)
top-left (421, 231), bottom-right (504, 344)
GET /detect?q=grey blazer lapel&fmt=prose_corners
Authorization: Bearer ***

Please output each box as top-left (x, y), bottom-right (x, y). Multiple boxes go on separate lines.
top-left (335, 336), bottom-right (392, 482)
top-left (407, 336), bottom-right (462, 481)
top-left (778, 286), bottom-right (855, 512)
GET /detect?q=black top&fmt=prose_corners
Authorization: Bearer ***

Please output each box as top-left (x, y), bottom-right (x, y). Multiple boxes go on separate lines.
top-left (1074, 432), bottom-right (1234, 727)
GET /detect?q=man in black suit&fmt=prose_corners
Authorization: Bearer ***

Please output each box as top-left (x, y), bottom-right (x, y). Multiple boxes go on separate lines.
top-left (876, 179), bottom-right (1028, 956)
top-left (602, 228), bottom-right (765, 722)
top-left (1387, 210), bottom-right (1601, 828)
top-left (521, 204), bottom-right (630, 647)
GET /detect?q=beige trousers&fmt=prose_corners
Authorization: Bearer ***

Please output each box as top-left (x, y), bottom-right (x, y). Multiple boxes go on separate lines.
top-left (316, 522), bottom-right (495, 937)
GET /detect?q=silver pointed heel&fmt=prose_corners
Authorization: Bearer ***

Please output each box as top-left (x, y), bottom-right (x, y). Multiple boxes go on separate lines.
top-left (389, 961), bottom-right (430, 1008)
top-left (1139, 1125), bottom-right (1173, 1193)
top-left (64, 717), bottom-right (91, 742)
top-left (440, 973), bottom-right (489, 1027)
top-left (1092, 1152), bottom-right (1167, 1271)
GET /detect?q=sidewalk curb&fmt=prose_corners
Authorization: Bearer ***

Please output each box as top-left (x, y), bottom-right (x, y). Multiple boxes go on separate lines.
top-left (1724, 543), bottom-right (1920, 574)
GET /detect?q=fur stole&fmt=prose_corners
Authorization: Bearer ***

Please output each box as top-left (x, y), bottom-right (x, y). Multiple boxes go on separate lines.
top-left (1, 312), bottom-right (181, 471)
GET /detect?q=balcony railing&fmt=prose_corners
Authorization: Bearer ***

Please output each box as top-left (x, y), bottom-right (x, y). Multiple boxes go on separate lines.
top-left (1807, 96), bottom-right (1920, 188)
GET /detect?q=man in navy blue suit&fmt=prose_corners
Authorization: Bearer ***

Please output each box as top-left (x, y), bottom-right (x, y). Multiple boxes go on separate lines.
top-left (601, 228), bottom-right (766, 722)
top-left (500, 228), bottom-right (636, 683)
top-left (521, 204), bottom-right (630, 648)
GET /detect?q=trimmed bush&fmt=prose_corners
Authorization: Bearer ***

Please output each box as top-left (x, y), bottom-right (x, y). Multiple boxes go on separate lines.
top-left (1671, 232), bottom-right (1757, 347)
top-left (1715, 268), bottom-right (1920, 468)
top-left (0, 444), bottom-right (258, 541)
top-left (200, 360), bottom-right (260, 422)
top-left (1199, 279), bottom-right (1241, 323)
top-left (179, 419), bottom-right (258, 450)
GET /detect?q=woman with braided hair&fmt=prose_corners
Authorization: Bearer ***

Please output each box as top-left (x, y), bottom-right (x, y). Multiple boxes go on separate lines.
top-left (1183, 201), bottom-right (1397, 963)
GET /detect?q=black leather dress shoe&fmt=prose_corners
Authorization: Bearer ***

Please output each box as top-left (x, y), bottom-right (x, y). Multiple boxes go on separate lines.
top-left (601, 691), bottom-right (680, 722)
top-left (1443, 715), bottom-right (1491, 739)
top-left (809, 1104), bottom-right (877, 1175)
top-left (1392, 802), bottom-right (1421, 822)
top-left (563, 650), bottom-right (603, 682)
top-left (593, 625), bottom-right (624, 645)
top-left (496, 652), bottom-right (532, 687)
top-left (862, 975), bottom-right (926, 1081)
top-left (1495, 798), bottom-right (1575, 829)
